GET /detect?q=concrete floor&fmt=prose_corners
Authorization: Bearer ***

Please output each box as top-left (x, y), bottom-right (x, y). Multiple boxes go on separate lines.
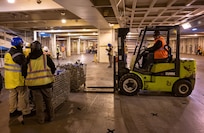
top-left (0, 53), bottom-right (204, 133)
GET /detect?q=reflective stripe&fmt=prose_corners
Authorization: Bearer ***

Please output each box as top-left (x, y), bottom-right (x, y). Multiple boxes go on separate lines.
top-left (4, 68), bottom-right (21, 72)
top-left (4, 62), bottom-right (21, 72)
top-left (4, 63), bottom-right (20, 67)
top-left (26, 75), bottom-right (54, 80)
top-left (12, 52), bottom-right (22, 59)
top-left (27, 69), bottom-right (50, 74)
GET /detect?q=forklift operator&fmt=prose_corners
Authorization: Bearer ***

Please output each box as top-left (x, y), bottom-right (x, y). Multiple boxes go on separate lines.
top-left (142, 30), bottom-right (168, 69)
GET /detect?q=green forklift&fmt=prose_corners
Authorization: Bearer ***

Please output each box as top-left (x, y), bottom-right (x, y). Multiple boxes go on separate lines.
top-left (116, 25), bottom-right (196, 97)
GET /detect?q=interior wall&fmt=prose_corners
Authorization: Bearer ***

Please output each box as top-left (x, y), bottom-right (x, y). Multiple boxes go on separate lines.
top-left (71, 40), bottom-right (77, 54)
top-left (169, 36), bottom-right (204, 55)
top-left (180, 37), bottom-right (202, 54)
top-left (0, 32), bottom-right (13, 48)
top-left (1, 31), bottom-right (204, 57)
top-left (98, 29), bottom-right (115, 63)
top-left (125, 40), bottom-right (137, 53)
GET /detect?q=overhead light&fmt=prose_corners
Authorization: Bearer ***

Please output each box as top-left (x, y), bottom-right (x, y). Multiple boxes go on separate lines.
top-left (61, 19), bottom-right (66, 24)
top-left (109, 23), bottom-right (114, 27)
top-left (92, 32), bottom-right (97, 35)
top-left (182, 22), bottom-right (192, 29)
top-left (198, 21), bottom-right (202, 25)
top-left (192, 28), bottom-right (197, 31)
top-left (186, 3), bottom-right (191, 7)
top-left (8, 0), bottom-right (15, 3)
top-left (61, 12), bottom-right (65, 16)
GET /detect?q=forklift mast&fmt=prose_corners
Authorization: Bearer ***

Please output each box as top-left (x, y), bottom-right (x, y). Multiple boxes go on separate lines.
top-left (117, 28), bottom-right (129, 79)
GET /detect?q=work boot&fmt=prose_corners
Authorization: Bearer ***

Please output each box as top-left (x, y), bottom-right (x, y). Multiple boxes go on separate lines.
top-left (10, 110), bottom-right (21, 118)
top-left (46, 116), bottom-right (54, 122)
top-left (38, 119), bottom-right (45, 124)
top-left (23, 110), bottom-right (36, 118)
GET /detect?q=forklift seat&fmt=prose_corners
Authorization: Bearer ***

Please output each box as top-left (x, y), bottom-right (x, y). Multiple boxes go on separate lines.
top-left (164, 45), bottom-right (172, 62)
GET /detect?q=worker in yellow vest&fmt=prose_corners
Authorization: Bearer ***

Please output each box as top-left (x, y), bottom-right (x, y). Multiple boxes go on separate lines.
top-left (56, 45), bottom-right (60, 60)
top-left (4, 37), bottom-right (31, 118)
top-left (23, 43), bottom-right (31, 57)
top-left (23, 41), bottom-right (56, 124)
top-left (124, 43), bottom-right (128, 67)
top-left (60, 44), bottom-right (66, 59)
top-left (106, 43), bottom-right (113, 68)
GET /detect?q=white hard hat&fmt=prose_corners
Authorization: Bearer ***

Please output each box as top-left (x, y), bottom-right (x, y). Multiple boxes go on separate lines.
top-left (25, 43), bottom-right (31, 47)
top-left (43, 46), bottom-right (49, 52)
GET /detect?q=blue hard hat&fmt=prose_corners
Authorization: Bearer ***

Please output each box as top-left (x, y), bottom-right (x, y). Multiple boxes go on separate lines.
top-left (108, 43), bottom-right (112, 47)
top-left (11, 37), bottom-right (23, 46)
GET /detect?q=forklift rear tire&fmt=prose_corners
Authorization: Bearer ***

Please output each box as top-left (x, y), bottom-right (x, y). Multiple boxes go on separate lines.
top-left (173, 80), bottom-right (192, 97)
top-left (119, 73), bottom-right (142, 96)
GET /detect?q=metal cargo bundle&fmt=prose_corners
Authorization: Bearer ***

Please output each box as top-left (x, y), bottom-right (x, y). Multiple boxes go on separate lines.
top-left (58, 63), bottom-right (86, 92)
top-left (52, 70), bottom-right (70, 110)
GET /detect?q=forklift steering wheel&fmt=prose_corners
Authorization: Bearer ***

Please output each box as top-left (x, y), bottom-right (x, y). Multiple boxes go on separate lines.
top-left (136, 48), bottom-right (148, 68)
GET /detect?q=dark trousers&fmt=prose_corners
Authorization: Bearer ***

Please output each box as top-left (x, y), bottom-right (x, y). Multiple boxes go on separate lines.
top-left (57, 53), bottom-right (60, 60)
top-left (31, 87), bottom-right (54, 123)
top-left (142, 53), bottom-right (154, 69)
top-left (108, 55), bottom-right (113, 67)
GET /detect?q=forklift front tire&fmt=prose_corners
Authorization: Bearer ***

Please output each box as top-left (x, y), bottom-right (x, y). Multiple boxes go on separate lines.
top-left (119, 73), bottom-right (142, 96)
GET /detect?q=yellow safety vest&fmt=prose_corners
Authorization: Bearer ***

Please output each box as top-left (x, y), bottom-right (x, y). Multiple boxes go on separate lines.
top-left (124, 45), bottom-right (128, 54)
top-left (4, 52), bottom-right (25, 89)
top-left (108, 46), bottom-right (113, 56)
top-left (56, 47), bottom-right (60, 53)
top-left (23, 48), bottom-right (31, 57)
top-left (25, 54), bottom-right (54, 86)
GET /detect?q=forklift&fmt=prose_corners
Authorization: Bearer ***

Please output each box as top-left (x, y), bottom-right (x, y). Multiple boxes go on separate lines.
top-left (116, 25), bottom-right (196, 97)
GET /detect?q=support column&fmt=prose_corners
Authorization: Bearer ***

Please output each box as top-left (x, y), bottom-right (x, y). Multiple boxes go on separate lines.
top-left (83, 41), bottom-right (86, 53)
top-left (98, 29), bottom-right (115, 62)
top-left (67, 36), bottom-right (71, 56)
top-left (77, 38), bottom-right (80, 54)
top-left (51, 34), bottom-right (57, 58)
top-left (33, 31), bottom-right (37, 41)
top-left (84, 40), bottom-right (88, 53)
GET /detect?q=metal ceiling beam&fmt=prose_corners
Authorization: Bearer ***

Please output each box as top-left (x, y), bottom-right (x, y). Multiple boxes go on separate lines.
top-left (138, 0), bottom-right (157, 28)
top-left (109, 0), bottom-right (125, 28)
top-left (125, 5), bottom-right (204, 11)
top-left (0, 20), bottom-right (91, 27)
top-left (130, 0), bottom-right (137, 28)
top-left (54, 0), bottom-right (110, 29)
top-left (150, 0), bottom-right (177, 26)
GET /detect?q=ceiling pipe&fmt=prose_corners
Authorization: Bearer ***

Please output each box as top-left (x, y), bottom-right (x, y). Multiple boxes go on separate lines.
top-left (116, 0), bottom-right (122, 9)
top-left (122, 0), bottom-right (126, 19)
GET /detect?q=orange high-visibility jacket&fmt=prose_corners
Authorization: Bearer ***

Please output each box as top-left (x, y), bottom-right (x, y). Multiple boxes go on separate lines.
top-left (154, 36), bottom-right (168, 59)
